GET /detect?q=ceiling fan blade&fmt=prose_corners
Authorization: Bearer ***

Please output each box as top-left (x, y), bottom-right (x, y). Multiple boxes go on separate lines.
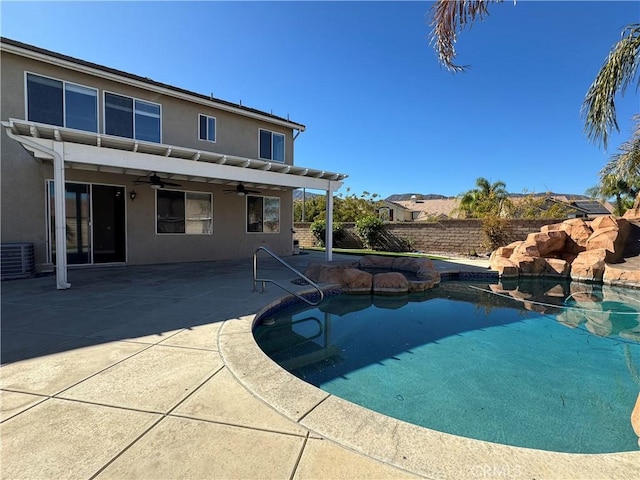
top-left (163, 181), bottom-right (182, 187)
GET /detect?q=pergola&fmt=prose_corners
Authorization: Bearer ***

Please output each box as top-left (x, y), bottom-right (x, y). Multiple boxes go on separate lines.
top-left (3, 118), bottom-right (347, 289)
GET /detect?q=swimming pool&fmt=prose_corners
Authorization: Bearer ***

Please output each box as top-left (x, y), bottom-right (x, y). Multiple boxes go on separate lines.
top-left (254, 279), bottom-right (640, 454)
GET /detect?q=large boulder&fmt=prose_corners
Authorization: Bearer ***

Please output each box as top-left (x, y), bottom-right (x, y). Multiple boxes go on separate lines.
top-left (391, 256), bottom-right (435, 276)
top-left (543, 258), bottom-right (570, 277)
top-left (510, 231), bottom-right (566, 261)
top-left (489, 255), bottom-right (519, 278)
top-left (590, 215), bottom-right (620, 230)
top-left (490, 242), bottom-right (521, 262)
top-left (585, 220), bottom-right (629, 263)
top-left (489, 213), bottom-right (638, 286)
top-left (526, 230), bottom-right (567, 256)
top-left (560, 219), bottom-right (592, 253)
top-left (513, 255), bottom-right (547, 276)
top-left (603, 263), bottom-right (640, 288)
top-left (511, 241), bottom-right (541, 260)
top-left (304, 257), bottom-right (441, 295)
top-left (570, 249), bottom-right (608, 282)
top-left (373, 272), bottom-right (409, 294)
top-left (304, 261), bottom-right (357, 281)
top-left (358, 255), bottom-right (394, 269)
top-left (623, 207), bottom-right (640, 220)
top-left (408, 276), bottom-right (440, 292)
top-left (304, 264), bottom-right (372, 293)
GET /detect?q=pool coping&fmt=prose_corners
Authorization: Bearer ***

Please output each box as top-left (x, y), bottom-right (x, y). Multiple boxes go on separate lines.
top-left (219, 283), bottom-right (640, 480)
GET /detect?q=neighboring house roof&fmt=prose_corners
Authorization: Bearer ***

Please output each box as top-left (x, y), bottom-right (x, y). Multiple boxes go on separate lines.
top-left (532, 196), bottom-right (613, 217)
top-left (393, 198), bottom-right (461, 219)
top-left (1, 37), bottom-right (305, 131)
top-left (381, 200), bottom-right (411, 211)
top-left (391, 195), bottom-right (613, 220)
top-left (570, 200), bottom-right (612, 215)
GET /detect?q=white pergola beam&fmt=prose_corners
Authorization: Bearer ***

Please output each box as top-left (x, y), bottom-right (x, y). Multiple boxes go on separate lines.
top-left (53, 140), bottom-right (342, 191)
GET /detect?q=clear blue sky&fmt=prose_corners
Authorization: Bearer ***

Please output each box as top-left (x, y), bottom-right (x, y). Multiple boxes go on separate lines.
top-left (2, 1), bottom-right (638, 199)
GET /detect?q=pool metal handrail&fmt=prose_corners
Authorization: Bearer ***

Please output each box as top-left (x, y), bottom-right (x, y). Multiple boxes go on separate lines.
top-left (253, 246), bottom-right (324, 306)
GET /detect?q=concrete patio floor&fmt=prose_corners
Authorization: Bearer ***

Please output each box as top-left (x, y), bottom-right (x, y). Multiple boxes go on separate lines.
top-left (1, 251), bottom-right (638, 479)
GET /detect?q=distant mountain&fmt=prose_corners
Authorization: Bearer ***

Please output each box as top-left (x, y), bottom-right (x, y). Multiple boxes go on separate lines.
top-left (293, 189), bottom-right (321, 200)
top-left (296, 190), bottom-right (592, 202)
top-left (385, 193), bottom-right (449, 202)
top-left (386, 192), bottom-right (591, 202)
top-left (507, 192), bottom-right (591, 200)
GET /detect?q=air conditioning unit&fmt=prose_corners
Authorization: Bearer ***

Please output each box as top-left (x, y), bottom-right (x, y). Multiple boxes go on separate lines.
top-left (1, 243), bottom-right (35, 280)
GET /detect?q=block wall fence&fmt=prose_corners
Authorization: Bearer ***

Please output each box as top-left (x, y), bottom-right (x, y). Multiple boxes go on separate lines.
top-left (293, 219), bottom-right (557, 256)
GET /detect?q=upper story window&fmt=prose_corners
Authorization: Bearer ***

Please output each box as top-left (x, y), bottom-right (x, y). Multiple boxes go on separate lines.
top-left (259, 129), bottom-right (285, 162)
top-left (199, 114), bottom-right (216, 142)
top-left (26, 73), bottom-right (98, 132)
top-left (105, 92), bottom-right (161, 143)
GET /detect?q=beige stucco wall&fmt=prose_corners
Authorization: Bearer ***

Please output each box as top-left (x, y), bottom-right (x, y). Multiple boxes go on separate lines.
top-left (1, 51), bottom-right (296, 162)
top-left (1, 49), bottom-right (296, 269)
top-left (1, 53), bottom-right (51, 266)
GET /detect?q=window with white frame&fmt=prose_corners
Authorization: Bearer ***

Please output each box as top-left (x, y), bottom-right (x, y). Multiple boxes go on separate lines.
top-left (26, 73), bottom-right (98, 132)
top-left (199, 114), bottom-right (216, 142)
top-left (259, 129), bottom-right (285, 162)
top-left (156, 190), bottom-right (213, 234)
top-left (104, 92), bottom-right (161, 143)
top-left (247, 195), bottom-right (280, 233)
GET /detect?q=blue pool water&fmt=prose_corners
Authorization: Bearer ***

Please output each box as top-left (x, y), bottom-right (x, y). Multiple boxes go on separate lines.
top-left (254, 279), bottom-right (640, 453)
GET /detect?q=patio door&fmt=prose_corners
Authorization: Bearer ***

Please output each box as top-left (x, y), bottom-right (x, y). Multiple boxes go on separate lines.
top-left (48, 181), bottom-right (126, 265)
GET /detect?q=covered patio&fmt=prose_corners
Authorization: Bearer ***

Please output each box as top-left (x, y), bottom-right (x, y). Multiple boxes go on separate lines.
top-left (3, 118), bottom-right (347, 290)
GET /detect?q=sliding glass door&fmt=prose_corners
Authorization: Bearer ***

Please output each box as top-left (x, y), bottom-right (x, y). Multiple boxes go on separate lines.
top-left (48, 181), bottom-right (126, 265)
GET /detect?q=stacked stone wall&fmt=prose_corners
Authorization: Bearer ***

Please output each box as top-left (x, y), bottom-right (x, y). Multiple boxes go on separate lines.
top-left (294, 219), bottom-right (558, 255)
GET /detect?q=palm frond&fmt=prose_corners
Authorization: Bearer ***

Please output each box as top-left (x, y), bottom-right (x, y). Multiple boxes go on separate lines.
top-left (582, 24), bottom-right (640, 149)
top-left (429, 0), bottom-right (502, 72)
top-left (602, 139), bottom-right (640, 185)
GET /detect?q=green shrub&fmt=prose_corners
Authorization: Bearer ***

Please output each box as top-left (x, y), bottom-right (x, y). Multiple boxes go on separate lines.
top-left (310, 219), bottom-right (345, 247)
top-left (355, 215), bottom-right (385, 250)
top-left (481, 215), bottom-right (510, 250)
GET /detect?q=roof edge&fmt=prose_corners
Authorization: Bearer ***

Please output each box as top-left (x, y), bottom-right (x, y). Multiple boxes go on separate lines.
top-left (0, 37), bottom-right (306, 132)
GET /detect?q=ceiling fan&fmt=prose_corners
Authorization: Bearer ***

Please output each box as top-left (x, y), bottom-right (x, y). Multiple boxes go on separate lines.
top-left (134, 172), bottom-right (181, 189)
top-left (223, 183), bottom-right (261, 196)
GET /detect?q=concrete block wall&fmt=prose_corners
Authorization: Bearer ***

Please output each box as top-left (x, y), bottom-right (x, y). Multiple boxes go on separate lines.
top-left (294, 219), bottom-right (557, 255)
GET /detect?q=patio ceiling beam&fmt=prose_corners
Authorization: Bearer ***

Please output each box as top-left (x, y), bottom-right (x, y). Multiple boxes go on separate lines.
top-left (3, 120), bottom-right (347, 183)
top-left (16, 136), bottom-right (343, 191)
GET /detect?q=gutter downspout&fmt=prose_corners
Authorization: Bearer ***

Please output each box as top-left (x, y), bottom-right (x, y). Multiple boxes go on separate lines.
top-left (5, 128), bottom-right (70, 289)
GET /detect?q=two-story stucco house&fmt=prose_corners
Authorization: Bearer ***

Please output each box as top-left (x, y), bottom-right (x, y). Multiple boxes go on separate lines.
top-left (1, 38), bottom-right (346, 289)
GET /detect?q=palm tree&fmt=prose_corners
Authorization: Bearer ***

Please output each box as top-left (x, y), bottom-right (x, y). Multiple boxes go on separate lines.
top-left (582, 25), bottom-right (640, 149)
top-left (429, 1), bottom-right (639, 150)
top-left (587, 175), bottom-right (635, 216)
top-left (457, 177), bottom-right (509, 218)
top-left (599, 116), bottom-right (640, 209)
top-left (429, 0), bottom-right (499, 73)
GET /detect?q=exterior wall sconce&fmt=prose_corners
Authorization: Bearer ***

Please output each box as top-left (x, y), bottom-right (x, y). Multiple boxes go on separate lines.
top-left (129, 190), bottom-right (137, 201)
